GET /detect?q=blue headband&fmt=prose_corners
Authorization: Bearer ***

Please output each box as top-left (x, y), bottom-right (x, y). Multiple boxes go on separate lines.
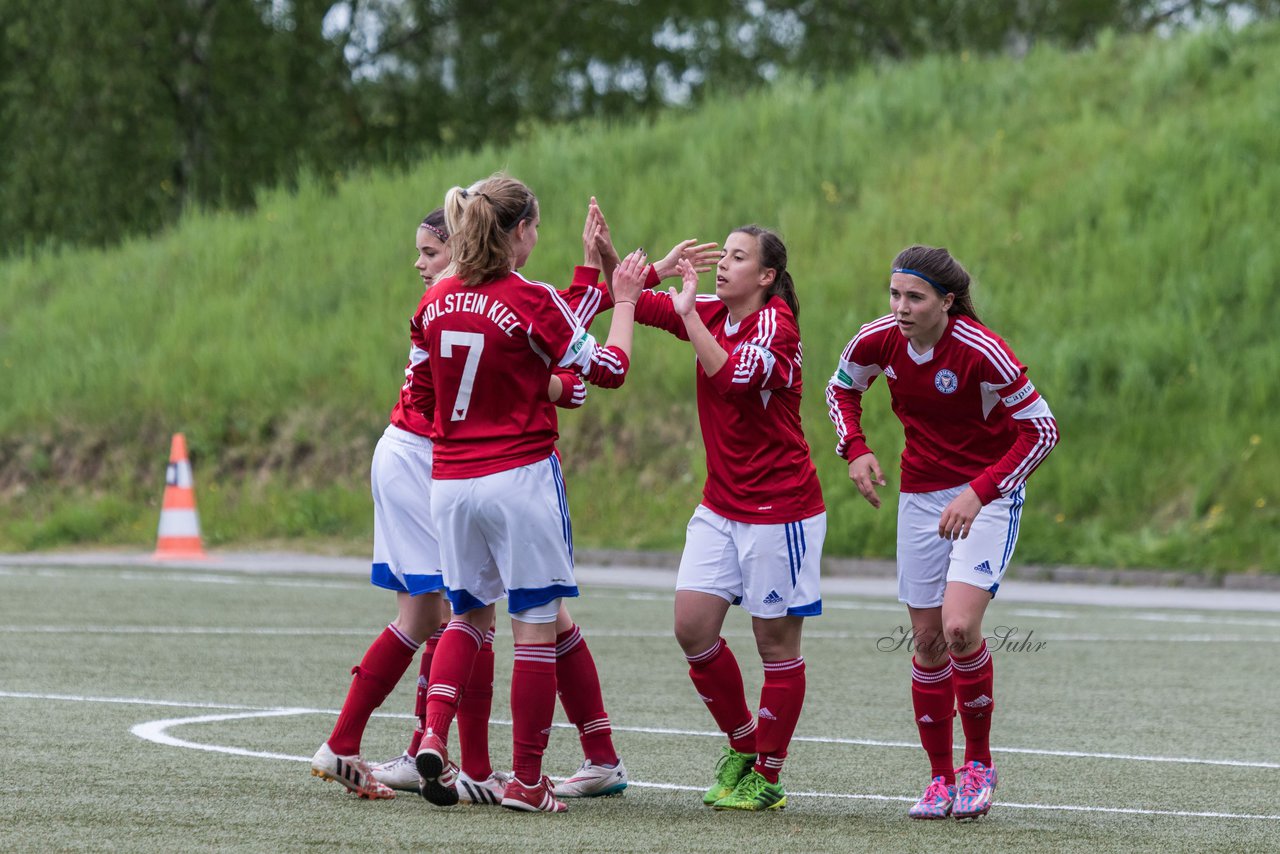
top-left (893, 267), bottom-right (949, 296)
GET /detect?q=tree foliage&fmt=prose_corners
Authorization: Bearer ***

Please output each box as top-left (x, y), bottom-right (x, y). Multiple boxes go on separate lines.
top-left (1, 0), bottom-right (1275, 254)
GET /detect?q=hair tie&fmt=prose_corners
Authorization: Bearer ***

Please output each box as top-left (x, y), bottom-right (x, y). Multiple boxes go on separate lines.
top-left (893, 267), bottom-right (949, 296)
top-left (459, 187), bottom-right (469, 199)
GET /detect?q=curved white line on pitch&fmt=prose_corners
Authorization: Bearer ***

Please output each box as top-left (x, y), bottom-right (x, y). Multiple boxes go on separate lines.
top-left (131, 710), bottom-right (313, 761)
top-left (127, 711), bottom-right (1280, 822)
top-left (7, 690), bottom-right (1278, 771)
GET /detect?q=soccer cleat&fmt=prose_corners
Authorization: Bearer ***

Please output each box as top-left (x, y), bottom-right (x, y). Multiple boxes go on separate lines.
top-left (712, 769), bottom-right (786, 811)
top-left (952, 760), bottom-right (998, 819)
top-left (369, 751), bottom-right (421, 792)
top-left (907, 776), bottom-right (957, 819)
top-left (310, 743), bottom-right (395, 800)
top-left (702, 745), bottom-right (757, 806)
top-left (456, 769), bottom-right (512, 805)
top-left (553, 759), bottom-right (629, 798)
top-left (415, 732), bottom-right (459, 806)
top-left (501, 775), bottom-right (568, 813)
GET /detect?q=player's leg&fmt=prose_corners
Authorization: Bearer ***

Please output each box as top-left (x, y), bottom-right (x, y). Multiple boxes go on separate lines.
top-left (897, 489), bottom-right (961, 819)
top-left (713, 512), bottom-right (824, 812)
top-left (312, 591), bottom-right (427, 800)
top-left (454, 621), bottom-right (505, 804)
top-left (369, 593), bottom-right (448, 792)
top-left (675, 506), bottom-right (755, 805)
top-left (484, 455), bottom-right (578, 813)
top-left (501, 608), bottom-right (567, 813)
top-left (945, 485), bottom-right (1021, 819)
top-left (552, 603), bottom-right (628, 798)
top-left (417, 474), bottom-right (505, 806)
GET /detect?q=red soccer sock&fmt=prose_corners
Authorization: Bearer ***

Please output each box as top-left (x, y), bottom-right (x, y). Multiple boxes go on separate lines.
top-left (950, 641), bottom-right (994, 767)
top-left (556, 624), bottom-right (619, 766)
top-left (407, 622), bottom-right (447, 756)
top-left (457, 628), bottom-right (496, 780)
top-left (422, 620), bottom-right (484, 745)
top-left (753, 657), bottom-right (806, 783)
top-left (912, 657), bottom-right (956, 783)
top-left (686, 638), bottom-right (756, 755)
top-left (511, 642), bottom-right (558, 785)
top-left (328, 624), bottom-right (419, 756)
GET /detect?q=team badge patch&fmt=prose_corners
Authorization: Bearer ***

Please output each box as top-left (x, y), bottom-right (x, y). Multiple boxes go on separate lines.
top-left (934, 369), bottom-right (959, 394)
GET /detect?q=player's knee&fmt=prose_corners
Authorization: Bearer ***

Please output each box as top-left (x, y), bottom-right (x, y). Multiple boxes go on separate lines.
top-left (944, 621), bottom-right (981, 654)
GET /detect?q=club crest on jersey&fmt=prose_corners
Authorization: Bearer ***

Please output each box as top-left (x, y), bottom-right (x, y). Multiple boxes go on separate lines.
top-left (934, 369), bottom-right (959, 394)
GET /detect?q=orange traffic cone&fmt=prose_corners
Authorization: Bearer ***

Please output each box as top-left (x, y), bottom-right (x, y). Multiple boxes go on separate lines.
top-left (153, 433), bottom-right (207, 560)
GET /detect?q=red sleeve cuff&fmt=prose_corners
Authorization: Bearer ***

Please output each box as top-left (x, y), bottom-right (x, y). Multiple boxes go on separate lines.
top-left (573, 265), bottom-right (600, 288)
top-left (842, 439), bottom-right (872, 462)
top-left (644, 264), bottom-right (661, 288)
top-left (970, 473), bottom-right (1001, 505)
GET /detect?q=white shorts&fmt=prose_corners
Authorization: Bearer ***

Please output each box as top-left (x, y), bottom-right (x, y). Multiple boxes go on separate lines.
top-left (370, 425), bottom-right (443, 596)
top-left (896, 484), bottom-right (1026, 608)
top-left (676, 504), bottom-right (825, 619)
top-left (431, 454), bottom-right (577, 623)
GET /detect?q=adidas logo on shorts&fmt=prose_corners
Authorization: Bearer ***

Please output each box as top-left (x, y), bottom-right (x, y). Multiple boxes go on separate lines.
top-left (973, 560), bottom-right (993, 576)
top-left (763, 590), bottom-right (783, 605)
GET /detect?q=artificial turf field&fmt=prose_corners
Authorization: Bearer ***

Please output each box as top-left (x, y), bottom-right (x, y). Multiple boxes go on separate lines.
top-left (2, 560), bottom-right (1277, 853)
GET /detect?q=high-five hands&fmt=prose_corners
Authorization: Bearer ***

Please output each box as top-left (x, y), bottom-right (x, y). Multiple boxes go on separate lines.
top-left (655, 239), bottom-right (718, 281)
top-left (612, 248), bottom-right (648, 306)
top-left (669, 257), bottom-right (701, 317)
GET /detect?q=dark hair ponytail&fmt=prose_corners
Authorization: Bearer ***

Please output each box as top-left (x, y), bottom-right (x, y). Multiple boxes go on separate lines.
top-left (732, 225), bottom-right (799, 321)
top-left (891, 244), bottom-right (980, 323)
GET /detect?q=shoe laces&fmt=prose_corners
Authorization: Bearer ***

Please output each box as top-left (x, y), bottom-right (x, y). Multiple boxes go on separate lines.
top-left (715, 747), bottom-right (750, 780)
top-left (959, 762), bottom-right (988, 796)
top-left (922, 777), bottom-right (953, 804)
top-left (733, 770), bottom-right (769, 800)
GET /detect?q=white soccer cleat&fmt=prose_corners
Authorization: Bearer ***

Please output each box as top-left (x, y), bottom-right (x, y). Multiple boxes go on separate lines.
top-left (310, 743), bottom-right (396, 800)
top-left (369, 751), bottom-right (421, 792)
top-left (456, 769), bottom-right (512, 805)
top-left (553, 759), bottom-right (629, 798)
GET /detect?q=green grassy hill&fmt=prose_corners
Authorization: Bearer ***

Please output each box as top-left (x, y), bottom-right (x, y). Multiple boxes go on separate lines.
top-left (2, 23), bottom-right (1277, 573)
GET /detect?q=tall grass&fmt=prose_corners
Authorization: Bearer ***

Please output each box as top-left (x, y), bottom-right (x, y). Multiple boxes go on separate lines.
top-left (1, 24), bottom-right (1277, 572)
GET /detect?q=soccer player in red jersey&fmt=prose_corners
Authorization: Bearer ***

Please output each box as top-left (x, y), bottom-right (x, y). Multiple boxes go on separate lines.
top-left (311, 204), bottom-right (631, 806)
top-left (632, 226), bottom-right (827, 812)
top-left (826, 245), bottom-right (1059, 820)
top-left (414, 174), bottom-right (648, 814)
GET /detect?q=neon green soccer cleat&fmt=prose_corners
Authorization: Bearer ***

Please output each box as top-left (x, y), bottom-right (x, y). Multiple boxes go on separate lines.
top-left (702, 746), bottom-right (757, 806)
top-left (712, 769), bottom-right (787, 811)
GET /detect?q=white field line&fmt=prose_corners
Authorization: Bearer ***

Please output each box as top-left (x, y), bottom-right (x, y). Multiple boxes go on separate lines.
top-left (3, 690), bottom-right (1277, 771)
top-left (121, 708), bottom-right (1280, 823)
top-left (4, 624), bottom-right (1279, 643)
top-left (2, 622), bottom-right (1280, 640)
top-left (8, 565), bottom-right (1280, 626)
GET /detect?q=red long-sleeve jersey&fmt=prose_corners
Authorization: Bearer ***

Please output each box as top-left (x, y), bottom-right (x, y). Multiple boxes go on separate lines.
top-left (635, 290), bottom-right (825, 524)
top-left (826, 314), bottom-right (1058, 504)
top-left (420, 267), bottom-right (629, 479)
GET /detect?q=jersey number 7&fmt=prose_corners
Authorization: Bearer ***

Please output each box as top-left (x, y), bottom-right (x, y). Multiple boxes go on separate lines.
top-left (440, 330), bottom-right (485, 421)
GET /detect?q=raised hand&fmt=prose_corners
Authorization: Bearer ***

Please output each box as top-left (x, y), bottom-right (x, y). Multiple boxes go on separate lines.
top-left (669, 257), bottom-right (700, 317)
top-left (612, 248), bottom-right (648, 306)
top-left (582, 196), bottom-right (620, 271)
top-left (654, 239), bottom-right (719, 280)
